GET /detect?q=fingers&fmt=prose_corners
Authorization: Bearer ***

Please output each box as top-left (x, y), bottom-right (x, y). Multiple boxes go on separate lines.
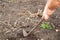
top-left (42, 13), bottom-right (49, 20)
top-left (42, 0), bottom-right (56, 20)
top-left (42, 9), bottom-right (55, 20)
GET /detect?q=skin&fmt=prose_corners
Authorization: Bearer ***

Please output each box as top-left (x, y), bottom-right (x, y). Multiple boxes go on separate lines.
top-left (42, 0), bottom-right (60, 20)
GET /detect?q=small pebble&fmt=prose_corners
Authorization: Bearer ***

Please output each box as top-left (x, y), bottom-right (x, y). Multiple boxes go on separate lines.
top-left (37, 39), bottom-right (40, 40)
top-left (41, 38), bottom-right (44, 40)
top-left (27, 17), bottom-right (30, 19)
top-left (56, 29), bottom-right (59, 32)
top-left (22, 22), bottom-right (24, 23)
top-left (5, 30), bottom-right (11, 33)
top-left (6, 39), bottom-right (8, 40)
top-left (0, 15), bottom-right (1, 17)
top-left (58, 25), bottom-right (60, 26)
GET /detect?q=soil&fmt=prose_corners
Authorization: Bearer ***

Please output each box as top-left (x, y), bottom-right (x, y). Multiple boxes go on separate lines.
top-left (0, 0), bottom-right (60, 40)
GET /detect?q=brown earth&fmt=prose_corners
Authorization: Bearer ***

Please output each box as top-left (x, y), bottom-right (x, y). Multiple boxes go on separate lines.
top-left (0, 0), bottom-right (60, 40)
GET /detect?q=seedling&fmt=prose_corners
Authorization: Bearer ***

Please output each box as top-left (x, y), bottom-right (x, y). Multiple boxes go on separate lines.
top-left (40, 23), bottom-right (53, 30)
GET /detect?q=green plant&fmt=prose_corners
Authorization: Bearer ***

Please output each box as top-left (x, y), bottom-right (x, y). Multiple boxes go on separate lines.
top-left (40, 23), bottom-right (53, 30)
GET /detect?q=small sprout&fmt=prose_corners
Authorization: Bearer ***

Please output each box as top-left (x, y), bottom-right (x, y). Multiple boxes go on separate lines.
top-left (40, 23), bottom-right (53, 30)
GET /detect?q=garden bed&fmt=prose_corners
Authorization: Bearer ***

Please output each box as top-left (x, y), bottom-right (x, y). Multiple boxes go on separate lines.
top-left (0, 0), bottom-right (60, 40)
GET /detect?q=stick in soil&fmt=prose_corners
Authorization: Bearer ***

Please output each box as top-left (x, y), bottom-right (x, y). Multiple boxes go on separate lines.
top-left (23, 18), bottom-right (44, 37)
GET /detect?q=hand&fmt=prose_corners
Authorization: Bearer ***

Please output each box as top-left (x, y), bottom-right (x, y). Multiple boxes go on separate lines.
top-left (42, 13), bottom-right (49, 20)
top-left (42, 0), bottom-right (58, 20)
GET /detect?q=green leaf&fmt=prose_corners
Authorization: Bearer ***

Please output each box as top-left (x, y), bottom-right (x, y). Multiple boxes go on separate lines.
top-left (40, 23), bottom-right (53, 30)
